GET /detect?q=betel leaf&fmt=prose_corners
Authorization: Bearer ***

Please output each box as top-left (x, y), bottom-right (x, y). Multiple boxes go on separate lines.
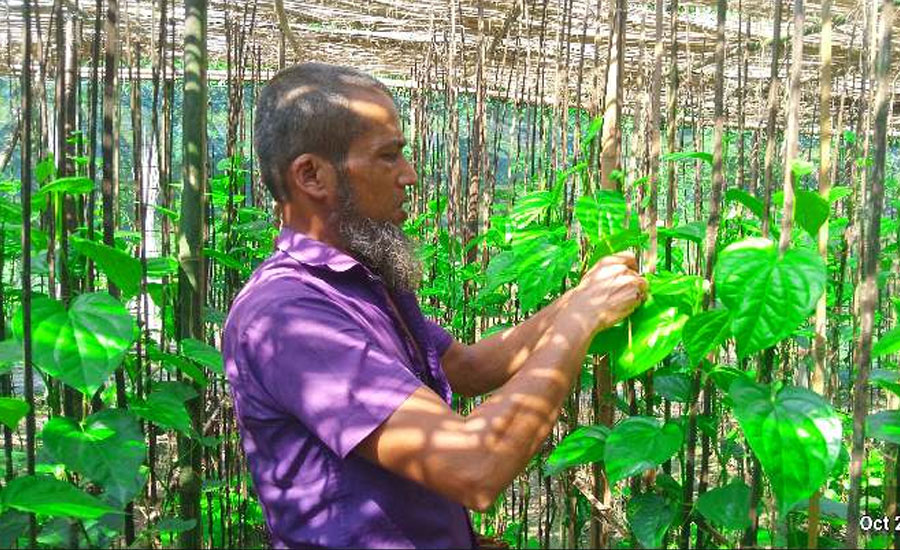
top-left (662, 151), bottom-right (714, 165)
top-left (510, 190), bottom-right (555, 226)
top-left (513, 234), bottom-right (578, 312)
top-left (12, 293), bottom-right (136, 396)
top-left (35, 176), bottom-right (93, 198)
top-left (829, 186), bottom-right (852, 204)
top-left (604, 417), bottom-right (683, 483)
top-left (0, 398), bottom-right (28, 430)
top-left (72, 238), bottom-right (142, 298)
top-left (146, 343), bottom-right (208, 387)
top-left (614, 299), bottom-right (689, 382)
top-left (575, 190), bottom-right (641, 257)
top-left (870, 370), bottom-right (900, 397)
top-left (791, 159), bottom-right (816, 179)
top-left (41, 409), bottom-right (147, 506)
top-left (654, 371), bottom-right (692, 403)
top-left (866, 410), bottom-right (900, 445)
top-left (657, 221), bottom-right (706, 245)
top-left (729, 378), bottom-right (842, 514)
top-left (627, 494), bottom-right (679, 549)
top-left (695, 481), bottom-right (752, 531)
top-left (204, 248), bottom-right (243, 271)
top-left (645, 272), bottom-right (705, 316)
top-left (714, 238), bottom-right (826, 359)
top-left (705, 365), bottom-right (748, 394)
top-left (181, 338), bottom-right (224, 375)
top-left (581, 114), bottom-right (603, 149)
top-left (725, 189), bottom-right (765, 220)
top-left (0, 475), bottom-right (121, 519)
top-left (482, 251), bottom-right (518, 295)
top-left (155, 517), bottom-right (198, 534)
top-left (793, 190), bottom-right (830, 238)
top-left (0, 339), bottom-right (23, 370)
top-left (873, 325), bottom-right (900, 358)
top-left (544, 425), bottom-right (610, 477)
top-left (682, 309), bottom-right (732, 366)
top-left (145, 256), bottom-right (179, 278)
top-left (129, 382), bottom-right (197, 436)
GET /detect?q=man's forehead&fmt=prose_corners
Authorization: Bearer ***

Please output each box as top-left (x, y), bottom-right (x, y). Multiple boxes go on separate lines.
top-left (346, 89), bottom-right (398, 125)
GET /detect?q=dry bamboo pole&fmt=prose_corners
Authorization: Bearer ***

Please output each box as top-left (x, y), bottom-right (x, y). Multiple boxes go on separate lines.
top-left (447, 0), bottom-right (461, 238)
top-left (646, 0), bottom-right (662, 275)
top-left (86, 0), bottom-right (101, 291)
top-left (593, 0), bottom-right (625, 547)
top-left (464, 0), bottom-right (485, 267)
top-left (743, 5), bottom-right (784, 544)
top-left (102, 0), bottom-right (120, 294)
top-left (683, 4), bottom-right (726, 550)
top-left (847, 1), bottom-right (893, 545)
top-left (761, 0), bottom-right (784, 238)
top-left (737, 0), bottom-right (746, 191)
top-left (809, 2), bottom-right (833, 545)
top-left (664, 0), bottom-right (678, 271)
top-left (50, 0), bottom-right (66, 305)
top-left (21, 0), bottom-right (37, 544)
top-left (778, 0), bottom-right (803, 255)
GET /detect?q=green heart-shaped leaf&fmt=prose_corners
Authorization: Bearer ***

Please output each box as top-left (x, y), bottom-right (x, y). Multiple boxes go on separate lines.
top-left (729, 378), bottom-right (841, 514)
top-left (544, 425), bottom-right (610, 477)
top-left (614, 301), bottom-right (689, 382)
top-left (793, 190), bottom-right (830, 238)
top-left (42, 409), bottom-right (146, 505)
top-left (35, 176), bottom-right (93, 199)
top-left (181, 338), bottom-right (223, 375)
top-left (873, 326), bottom-right (900, 358)
top-left (0, 398), bottom-right (29, 430)
top-left (866, 410), bottom-right (900, 445)
top-left (725, 189), bottom-right (765, 220)
top-left (662, 151), bottom-right (714, 165)
top-left (515, 237), bottom-right (579, 312)
top-left (683, 309), bottom-right (732, 366)
top-left (0, 476), bottom-right (121, 519)
top-left (604, 417), bottom-right (683, 483)
top-left (695, 481), bottom-right (752, 531)
top-left (130, 382), bottom-right (197, 436)
top-left (653, 371), bottom-right (692, 403)
top-left (627, 494), bottom-right (679, 549)
top-left (714, 238), bottom-right (826, 359)
top-left (12, 293), bottom-right (136, 395)
top-left (72, 238), bottom-right (142, 299)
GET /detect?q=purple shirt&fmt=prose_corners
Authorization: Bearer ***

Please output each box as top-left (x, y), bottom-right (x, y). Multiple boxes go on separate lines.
top-left (222, 226), bottom-right (476, 549)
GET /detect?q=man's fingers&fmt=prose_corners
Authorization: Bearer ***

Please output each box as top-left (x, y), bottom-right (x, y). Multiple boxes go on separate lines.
top-left (596, 251), bottom-right (638, 271)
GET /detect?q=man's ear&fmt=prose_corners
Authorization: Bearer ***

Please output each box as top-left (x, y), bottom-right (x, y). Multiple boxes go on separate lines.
top-left (286, 153), bottom-right (332, 200)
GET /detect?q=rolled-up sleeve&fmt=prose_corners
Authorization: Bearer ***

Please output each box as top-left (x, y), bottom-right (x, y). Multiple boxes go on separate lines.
top-left (241, 296), bottom-right (424, 459)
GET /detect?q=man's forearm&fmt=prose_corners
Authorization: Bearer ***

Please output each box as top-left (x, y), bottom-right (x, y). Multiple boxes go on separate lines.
top-left (461, 298), bottom-right (598, 509)
top-left (464, 288), bottom-right (581, 394)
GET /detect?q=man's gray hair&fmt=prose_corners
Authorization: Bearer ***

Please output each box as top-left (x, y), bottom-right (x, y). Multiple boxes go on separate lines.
top-left (254, 63), bottom-right (392, 202)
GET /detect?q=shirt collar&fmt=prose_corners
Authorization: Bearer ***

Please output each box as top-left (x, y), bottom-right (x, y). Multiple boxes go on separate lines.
top-left (275, 226), bottom-right (364, 274)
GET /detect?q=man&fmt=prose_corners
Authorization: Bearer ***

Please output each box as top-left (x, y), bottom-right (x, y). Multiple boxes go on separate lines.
top-left (222, 63), bottom-right (648, 549)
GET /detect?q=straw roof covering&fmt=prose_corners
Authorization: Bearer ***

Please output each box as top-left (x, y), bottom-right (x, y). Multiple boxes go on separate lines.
top-left (0, 0), bottom-right (897, 123)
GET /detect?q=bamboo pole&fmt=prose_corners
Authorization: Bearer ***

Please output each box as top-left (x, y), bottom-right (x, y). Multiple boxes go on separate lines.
top-left (847, 1), bottom-right (893, 545)
top-left (20, 0), bottom-right (38, 544)
top-left (809, 0), bottom-right (832, 543)
top-left (177, 0), bottom-right (208, 546)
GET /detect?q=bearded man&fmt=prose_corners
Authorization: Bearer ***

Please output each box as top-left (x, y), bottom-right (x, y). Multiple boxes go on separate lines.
top-left (222, 63), bottom-right (648, 549)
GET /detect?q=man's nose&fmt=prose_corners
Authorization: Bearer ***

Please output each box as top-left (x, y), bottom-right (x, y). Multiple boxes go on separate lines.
top-left (399, 156), bottom-right (417, 187)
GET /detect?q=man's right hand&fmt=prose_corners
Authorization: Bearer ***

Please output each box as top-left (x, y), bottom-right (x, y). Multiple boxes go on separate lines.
top-left (572, 251), bottom-right (649, 335)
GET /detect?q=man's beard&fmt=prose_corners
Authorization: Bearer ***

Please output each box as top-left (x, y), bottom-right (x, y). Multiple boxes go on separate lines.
top-left (332, 170), bottom-right (423, 294)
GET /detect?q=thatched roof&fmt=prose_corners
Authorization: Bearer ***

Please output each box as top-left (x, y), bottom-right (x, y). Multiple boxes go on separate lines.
top-left (0, 0), bottom-right (896, 123)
